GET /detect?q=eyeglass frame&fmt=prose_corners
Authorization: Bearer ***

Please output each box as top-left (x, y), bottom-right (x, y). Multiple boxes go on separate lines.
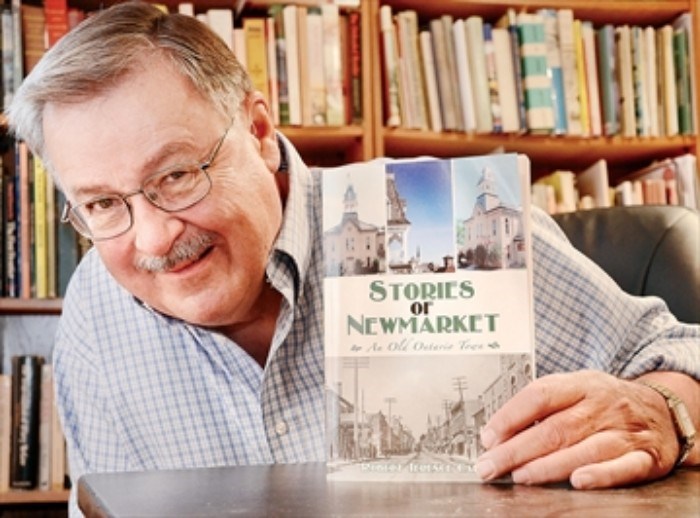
top-left (60, 124), bottom-right (232, 241)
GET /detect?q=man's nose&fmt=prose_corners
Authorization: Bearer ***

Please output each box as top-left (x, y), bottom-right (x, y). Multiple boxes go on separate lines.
top-left (129, 195), bottom-right (185, 257)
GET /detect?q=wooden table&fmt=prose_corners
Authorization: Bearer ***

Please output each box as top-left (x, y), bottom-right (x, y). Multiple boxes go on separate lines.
top-left (78, 463), bottom-right (700, 517)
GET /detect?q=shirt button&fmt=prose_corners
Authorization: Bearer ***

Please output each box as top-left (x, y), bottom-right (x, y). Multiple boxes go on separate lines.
top-left (275, 420), bottom-right (288, 436)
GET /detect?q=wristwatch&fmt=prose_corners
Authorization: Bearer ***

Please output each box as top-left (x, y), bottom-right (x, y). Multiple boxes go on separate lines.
top-left (638, 380), bottom-right (696, 467)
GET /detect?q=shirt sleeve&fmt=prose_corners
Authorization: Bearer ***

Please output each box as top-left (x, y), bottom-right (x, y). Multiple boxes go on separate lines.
top-left (530, 206), bottom-right (700, 380)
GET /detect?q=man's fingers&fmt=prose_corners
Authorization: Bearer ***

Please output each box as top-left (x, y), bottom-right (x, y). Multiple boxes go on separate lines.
top-left (570, 450), bottom-right (657, 489)
top-left (508, 431), bottom-right (639, 485)
top-left (481, 373), bottom-right (588, 448)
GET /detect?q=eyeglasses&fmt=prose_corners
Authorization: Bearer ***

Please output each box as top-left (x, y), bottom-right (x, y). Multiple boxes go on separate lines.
top-left (61, 125), bottom-right (231, 241)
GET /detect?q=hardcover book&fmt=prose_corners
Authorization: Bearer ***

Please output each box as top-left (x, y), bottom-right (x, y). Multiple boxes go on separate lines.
top-left (322, 154), bottom-right (535, 482)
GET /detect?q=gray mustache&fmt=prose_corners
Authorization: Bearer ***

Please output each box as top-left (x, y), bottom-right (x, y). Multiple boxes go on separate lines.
top-left (135, 233), bottom-right (215, 272)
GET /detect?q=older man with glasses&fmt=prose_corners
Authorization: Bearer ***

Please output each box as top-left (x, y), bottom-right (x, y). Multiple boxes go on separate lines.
top-left (6, 2), bottom-right (698, 517)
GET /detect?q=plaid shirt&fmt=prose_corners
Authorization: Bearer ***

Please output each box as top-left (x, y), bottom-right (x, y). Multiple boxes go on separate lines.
top-left (55, 138), bottom-right (699, 515)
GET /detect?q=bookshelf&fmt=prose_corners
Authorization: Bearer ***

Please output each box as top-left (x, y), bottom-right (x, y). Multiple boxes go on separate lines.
top-left (369, 0), bottom-right (700, 186)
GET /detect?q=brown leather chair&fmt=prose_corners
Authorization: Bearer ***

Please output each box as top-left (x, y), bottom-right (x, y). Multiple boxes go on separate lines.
top-left (553, 205), bottom-right (700, 324)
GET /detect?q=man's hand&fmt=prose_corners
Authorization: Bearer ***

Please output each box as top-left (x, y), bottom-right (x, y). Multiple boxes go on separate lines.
top-left (475, 370), bottom-right (686, 489)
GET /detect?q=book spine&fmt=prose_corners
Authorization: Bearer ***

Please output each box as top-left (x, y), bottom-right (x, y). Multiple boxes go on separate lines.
top-left (573, 20), bottom-right (590, 136)
top-left (596, 25), bottom-right (619, 136)
top-left (419, 30), bottom-right (443, 132)
top-left (483, 23), bottom-right (502, 133)
top-left (306, 6), bottom-right (326, 125)
top-left (322, 4), bottom-right (345, 126)
top-left (265, 17), bottom-right (279, 125)
top-left (10, 355), bottom-right (44, 489)
top-left (379, 5), bottom-right (401, 127)
top-left (0, 374), bottom-right (11, 492)
top-left (269, 5), bottom-right (290, 126)
top-left (243, 18), bottom-right (271, 104)
top-left (539, 9), bottom-right (567, 134)
top-left (673, 28), bottom-right (693, 135)
top-left (33, 155), bottom-right (48, 299)
top-left (517, 13), bottom-right (555, 134)
top-left (450, 19), bottom-right (473, 132)
top-left (283, 5), bottom-right (301, 126)
top-left (557, 9), bottom-right (581, 135)
top-left (347, 10), bottom-right (362, 125)
top-left (465, 16), bottom-right (492, 133)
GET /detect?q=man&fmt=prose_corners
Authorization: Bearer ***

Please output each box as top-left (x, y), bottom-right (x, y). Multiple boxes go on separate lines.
top-left (6, 2), bottom-right (699, 515)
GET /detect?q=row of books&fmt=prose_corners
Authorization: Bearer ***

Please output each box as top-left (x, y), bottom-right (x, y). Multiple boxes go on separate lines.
top-left (379, 6), bottom-right (696, 138)
top-left (2, 0), bottom-right (364, 127)
top-left (1, 139), bottom-right (89, 299)
top-left (0, 355), bottom-right (69, 492)
top-left (532, 153), bottom-right (699, 215)
top-left (2, 0), bottom-right (78, 111)
top-left (171, 2), bottom-right (363, 127)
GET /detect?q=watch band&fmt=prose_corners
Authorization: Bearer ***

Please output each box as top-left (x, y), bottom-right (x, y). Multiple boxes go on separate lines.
top-left (638, 380), bottom-right (697, 467)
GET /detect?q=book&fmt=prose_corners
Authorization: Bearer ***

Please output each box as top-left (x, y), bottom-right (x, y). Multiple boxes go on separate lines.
top-left (269, 5), bottom-right (290, 126)
top-left (322, 4), bottom-right (345, 126)
top-left (615, 25), bottom-right (636, 137)
top-left (0, 374), bottom-right (11, 491)
top-left (572, 20), bottom-right (590, 136)
top-left (673, 13), bottom-right (697, 134)
top-left (283, 4), bottom-right (301, 126)
top-left (10, 355), bottom-right (44, 489)
top-left (536, 170), bottom-right (577, 213)
top-left (577, 159), bottom-right (610, 209)
top-left (206, 8), bottom-right (234, 50)
top-left (419, 30), bottom-right (443, 132)
top-left (379, 5), bottom-right (402, 127)
top-left (243, 17), bottom-right (270, 104)
top-left (538, 9), bottom-right (566, 134)
top-left (322, 153), bottom-right (535, 481)
top-left (657, 25), bottom-right (678, 137)
top-left (43, 0), bottom-right (68, 48)
top-left (557, 9), bottom-right (581, 135)
top-left (306, 7), bottom-right (326, 125)
top-left (465, 16), bottom-right (492, 133)
top-left (451, 19), bottom-right (475, 133)
top-left (596, 25), bottom-right (619, 136)
top-left (492, 26), bottom-right (520, 133)
top-left (265, 17), bottom-right (279, 125)
top-left (20, 3), bottom-right (46, 75)
top-left (482, 23), bottom-right (502, 133)
top-left (581, 21), bottom-right (602, 137)
top-left (673, 27), bottom-right (693, 135)
top-left (516, 12), bottom-right (555, 133)
top-left (346, 9), bottom-right (363, 125)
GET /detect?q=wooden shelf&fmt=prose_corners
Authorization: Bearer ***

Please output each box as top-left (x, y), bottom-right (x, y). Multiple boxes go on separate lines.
top-left (0, 489), bottom-right (69, 504)
top-left (380, 0), bottom-right (691, 26)
top-left (381, 130), bottom-right (697, 180)
top-left (0, 297), bottom-right (62, 315)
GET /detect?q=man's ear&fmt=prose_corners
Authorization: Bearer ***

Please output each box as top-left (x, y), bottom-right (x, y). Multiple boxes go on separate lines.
top-left (247, 92), bottom-right (280, 173)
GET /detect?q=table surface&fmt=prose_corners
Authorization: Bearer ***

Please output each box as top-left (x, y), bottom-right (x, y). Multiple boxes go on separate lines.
top-left (78, 463), bottom-right (700, 517)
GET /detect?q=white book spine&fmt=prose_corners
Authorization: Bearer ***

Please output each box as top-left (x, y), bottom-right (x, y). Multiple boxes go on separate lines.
top-left (283, 5), bottom-right (302, 125)
top-left (380, 5), bottom-right (402, 127)
top-left (451, 19), bottom-right (475, 132)
top-left (419, 30), bottom-right (443, 132)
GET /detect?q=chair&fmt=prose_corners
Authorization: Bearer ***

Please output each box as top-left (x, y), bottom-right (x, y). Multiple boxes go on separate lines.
top-left (553, 205), bottom-right (700, 324)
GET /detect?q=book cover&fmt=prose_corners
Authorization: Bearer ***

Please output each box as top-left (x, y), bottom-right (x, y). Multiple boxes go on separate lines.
top-left (10, 355), bottom-right (44, 489)
top-left (322, 154), bottom-right (535, 481)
